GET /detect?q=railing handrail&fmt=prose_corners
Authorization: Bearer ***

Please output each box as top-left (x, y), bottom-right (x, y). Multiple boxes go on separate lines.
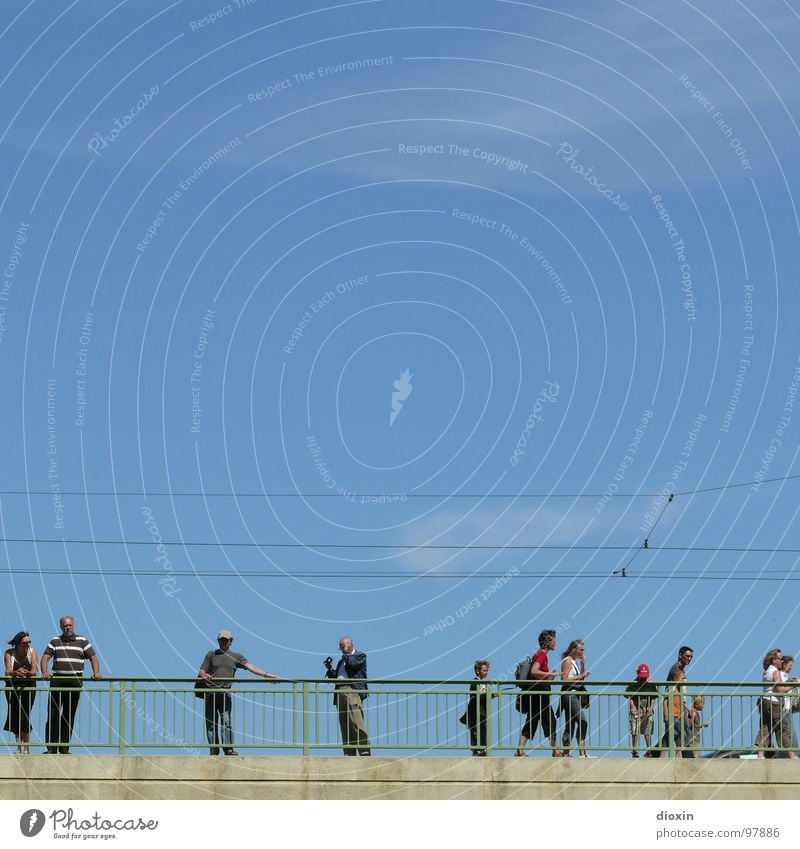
top-left (19, 677), bottom-right (779, 687)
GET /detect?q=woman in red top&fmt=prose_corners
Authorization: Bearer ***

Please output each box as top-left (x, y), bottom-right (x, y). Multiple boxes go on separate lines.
top-left (515, 629), bottom-right (562, 757)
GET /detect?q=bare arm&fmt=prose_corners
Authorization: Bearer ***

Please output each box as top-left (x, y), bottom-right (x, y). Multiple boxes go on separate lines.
top-left (89, 654), bottom-right (101, 679)
top-left (29, 648), bottom-right (38, 677)
top-left (244, 661), bottom-right (277, 679)
top-left (3, 651), bottom-right (12, 676)
top-left (40, 650), bottom-right (52, 680)
top-left (561, 658), bottom-right (588, 683)
top-left (531, 658), bottom-right (558, 680)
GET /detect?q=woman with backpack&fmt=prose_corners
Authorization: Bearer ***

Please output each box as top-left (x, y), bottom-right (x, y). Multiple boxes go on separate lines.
top-left (3, 630), bottom-right (38, 754)
top-left (515, 629), bottom-right (562, 757)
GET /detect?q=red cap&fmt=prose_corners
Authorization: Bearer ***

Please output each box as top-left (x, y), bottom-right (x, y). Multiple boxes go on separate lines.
top-left (636, 663), bottom-right (650, 678)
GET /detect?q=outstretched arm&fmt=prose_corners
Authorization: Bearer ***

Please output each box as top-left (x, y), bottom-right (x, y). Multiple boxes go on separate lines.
top-left (245, 661), bottom-right (277, 679)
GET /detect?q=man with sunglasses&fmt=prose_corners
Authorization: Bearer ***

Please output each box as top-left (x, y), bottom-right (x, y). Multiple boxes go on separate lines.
top-left (198, 630), bottom-right (277, 755)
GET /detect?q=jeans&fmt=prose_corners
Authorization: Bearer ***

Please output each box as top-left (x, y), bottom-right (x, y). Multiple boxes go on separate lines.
top-left (204, 691), bottom-right (233, 754)
top-left (561, 694), bottom-right (588, 749)
top-left (660, 718), bottom-right (693, 756)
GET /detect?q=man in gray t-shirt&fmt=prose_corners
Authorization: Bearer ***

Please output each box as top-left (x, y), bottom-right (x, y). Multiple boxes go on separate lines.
top-left (198, 630), bottom-right (277, 755)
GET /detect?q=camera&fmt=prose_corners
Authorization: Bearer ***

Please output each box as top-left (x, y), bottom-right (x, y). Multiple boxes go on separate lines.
top-left (323, 656), bottom-right (333, 667)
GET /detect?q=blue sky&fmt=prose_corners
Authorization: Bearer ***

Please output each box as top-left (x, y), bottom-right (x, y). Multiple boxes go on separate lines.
top-left (1, 0), bottom-right (800, 710)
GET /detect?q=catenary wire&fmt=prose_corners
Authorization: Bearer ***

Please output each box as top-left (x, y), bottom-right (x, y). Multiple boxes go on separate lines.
top-left (1, 538), bottom-right (800, 554)
top-left (0, 471), bottom-right (798, 498)
top-left (0, 567), bottom-right (798, 580)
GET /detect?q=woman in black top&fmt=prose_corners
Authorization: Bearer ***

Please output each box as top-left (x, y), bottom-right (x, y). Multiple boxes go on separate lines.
top-left (4, 631), bottom-right (38, 753)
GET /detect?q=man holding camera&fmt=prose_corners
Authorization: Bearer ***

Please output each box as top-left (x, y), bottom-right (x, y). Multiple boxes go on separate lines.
top-left (324, 636), bottom-right (370, 756)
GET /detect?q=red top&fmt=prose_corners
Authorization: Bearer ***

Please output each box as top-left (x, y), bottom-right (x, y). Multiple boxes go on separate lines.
top-left (531, 649), bottom-right (549, 675)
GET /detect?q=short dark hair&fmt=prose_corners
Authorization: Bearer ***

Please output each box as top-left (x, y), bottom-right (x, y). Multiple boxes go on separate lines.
top-left (538, 629), bottom-right (557, 648)
top-left (678, 646), bottom-right (694, 656)
top-left (473, 659), bottom-right (490, 673)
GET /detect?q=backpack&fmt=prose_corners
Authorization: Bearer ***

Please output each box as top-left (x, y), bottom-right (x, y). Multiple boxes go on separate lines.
top-left (515, 656), bottom-right (532, 684)
top-left (514, 657), bottom-right (533, 711)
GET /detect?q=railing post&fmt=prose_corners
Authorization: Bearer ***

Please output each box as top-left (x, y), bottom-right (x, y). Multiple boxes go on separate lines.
top-left (302, 680), bottom-right (310, 756)
top-left (486, 682), bottom-right (493, 757)
top-left (118, 681), bottom-right (126, 755)
top-left (667, 684), bottom-right (676, 759)
top-left (498, 683), bottom-right (505, 753)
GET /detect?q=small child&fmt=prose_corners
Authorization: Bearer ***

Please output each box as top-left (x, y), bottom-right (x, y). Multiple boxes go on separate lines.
top-left (688, 695), bottom-right (708, 752)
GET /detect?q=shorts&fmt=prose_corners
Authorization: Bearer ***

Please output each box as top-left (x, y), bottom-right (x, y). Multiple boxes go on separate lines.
top-left (629, 712), bottom-right (654, 738)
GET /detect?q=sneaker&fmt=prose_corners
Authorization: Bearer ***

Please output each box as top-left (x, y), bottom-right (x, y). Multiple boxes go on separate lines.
top-left (223, 749), bottom-right (239, 756)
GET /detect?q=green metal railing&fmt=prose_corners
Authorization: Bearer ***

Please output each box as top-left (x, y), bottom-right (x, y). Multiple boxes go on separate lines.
top-left (1, 679), bottom-right (796, 756)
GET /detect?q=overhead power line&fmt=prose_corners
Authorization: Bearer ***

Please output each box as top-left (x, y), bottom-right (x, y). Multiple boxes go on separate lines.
top-left (0, 472), bottom-right (798, 499)
top-left (1, 567), bottom-right (798, 581)
top-left (2, 537), bottom-right (800, 554)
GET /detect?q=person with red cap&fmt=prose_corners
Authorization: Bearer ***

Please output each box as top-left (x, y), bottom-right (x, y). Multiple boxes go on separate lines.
top-left (625, 663), bottom-right (657, 757)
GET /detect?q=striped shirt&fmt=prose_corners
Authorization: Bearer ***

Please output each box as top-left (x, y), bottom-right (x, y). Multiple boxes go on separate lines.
top-left (42, 635), bottom-right (96, 677)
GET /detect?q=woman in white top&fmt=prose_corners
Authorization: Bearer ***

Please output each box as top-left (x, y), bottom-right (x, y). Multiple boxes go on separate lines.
top-left (559, 639), bottom-right (591, 757)
top-left (754, 648), bottom-right (795, 758)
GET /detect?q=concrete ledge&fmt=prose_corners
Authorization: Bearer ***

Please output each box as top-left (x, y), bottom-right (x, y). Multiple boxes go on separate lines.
top-left (1, 756), bottom-right (798, 799)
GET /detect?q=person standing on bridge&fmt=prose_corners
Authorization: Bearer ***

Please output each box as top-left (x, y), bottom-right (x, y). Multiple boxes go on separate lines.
top-left (515, 629), bottom-right (561, 757)
top-left (199, 629), bottom-right (277, 756)
top-left (754, 648), bottom-right (796, 758)
top-left (3, 630), bottom-right (38, 754)
top-left (40, 615), bottom-right (101, 754)
top-left (324, 636), bottom-right (370, 756)
top-left (667, 645), bottom-right (696, 758)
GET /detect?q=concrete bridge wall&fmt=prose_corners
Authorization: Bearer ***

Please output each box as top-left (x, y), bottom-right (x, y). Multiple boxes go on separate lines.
top-left (1, 756), bottom-right (796, 800)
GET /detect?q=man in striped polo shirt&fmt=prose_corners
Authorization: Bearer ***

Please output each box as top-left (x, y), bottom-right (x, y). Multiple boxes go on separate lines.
top-left (40, 616), bottom-right (101, 753)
